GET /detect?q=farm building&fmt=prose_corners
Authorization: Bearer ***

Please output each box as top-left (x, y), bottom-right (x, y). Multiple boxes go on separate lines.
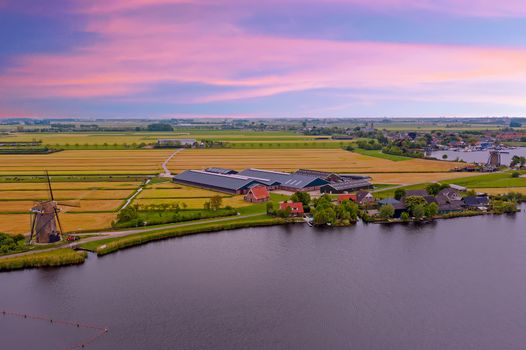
top-left (279, 201), bottom-right (304, 216)
top-left (173, 170), bottom-right (267, 194)
top-left (157, 139), bottom-right (197, 148)
top-left (238, 168), bottom-right (329, 191)
top-left (337, 194), bottom-right (356, 203)
top-left (244, 186), bottom-right (270, 203)
top-left (320, 179), bottom-right (373, 194)
top-left (356, 191), bottom-right (375, 205)
top-left (205, 167), bottom-right (238, 175)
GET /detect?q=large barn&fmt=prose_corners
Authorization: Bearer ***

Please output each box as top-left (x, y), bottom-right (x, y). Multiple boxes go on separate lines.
top-left (173, 170), bottom-right (268, 194)
top-left (173, 168), bottom-right (372, 194)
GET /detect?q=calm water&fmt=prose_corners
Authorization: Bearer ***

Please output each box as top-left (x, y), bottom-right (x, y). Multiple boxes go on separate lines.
top-left (431, 147), bottom-right (526, 165)
top-left (2, 207), bottom-right (526, 350)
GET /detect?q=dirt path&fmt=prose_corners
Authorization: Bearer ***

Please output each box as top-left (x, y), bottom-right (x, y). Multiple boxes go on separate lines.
top-left (160, 149), bottom-right (183, 177)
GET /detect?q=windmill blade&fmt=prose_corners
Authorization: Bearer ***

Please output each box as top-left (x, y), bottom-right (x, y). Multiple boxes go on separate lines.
top-left (54, 207), bottom-right (64, 236)
top-left (45, 170), bottom-right (55, 202)
top-left (57, 200), bottom-right (81, 207)
top-left (28, 212), bottom-right (37, 243)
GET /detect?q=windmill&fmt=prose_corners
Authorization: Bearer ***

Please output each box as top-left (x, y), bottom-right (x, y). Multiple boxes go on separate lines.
top-left (29, 172), bottom-right (80, 244)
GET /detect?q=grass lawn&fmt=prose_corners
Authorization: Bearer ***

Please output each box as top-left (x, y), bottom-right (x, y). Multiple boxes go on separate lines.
top-left (352, 148), bottom-right (412, 161)
top-left (442, 171), bottom-right (526, 188)
top-left (373, 183), bottom-right (431, 199)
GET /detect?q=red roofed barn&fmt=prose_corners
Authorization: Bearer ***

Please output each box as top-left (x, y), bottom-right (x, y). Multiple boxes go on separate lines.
top-left (244, 185), bottom-right (270, 203)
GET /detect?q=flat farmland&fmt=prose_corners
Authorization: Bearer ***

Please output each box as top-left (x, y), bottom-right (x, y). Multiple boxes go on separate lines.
top-left (0, 189), bottom-right (134, 200)
top-left (0, 150), bottom-right (174, 175)
top-left (168, 149), bottom-right (462, 173)
top-left (0, 212), bottom-right (117, 235)
top-left (0, 181), bottom-right (140, 190)
top-left (136, 196), bottom-right (250, 209)
top-left (0, 199), bottom-right (123, 213)
top-left (370, 172), bottom-right (481, 185)
top-left (475, 188), bottom-right (526, 195)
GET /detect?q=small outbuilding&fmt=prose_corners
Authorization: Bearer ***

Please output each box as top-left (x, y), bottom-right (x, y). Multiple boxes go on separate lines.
top-left (244, 185), bottom-right (270, 203)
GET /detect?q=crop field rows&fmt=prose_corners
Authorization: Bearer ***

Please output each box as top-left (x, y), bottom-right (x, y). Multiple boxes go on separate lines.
top-left (0, 150), bottom-right (174, 175)
top-left (168, 149), bottom-right (463, 173)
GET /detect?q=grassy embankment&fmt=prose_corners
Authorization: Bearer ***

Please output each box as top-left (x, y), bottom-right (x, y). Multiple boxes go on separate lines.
top-left (80, 214), bottom-right (289, 256)
top-left (0, 249), bottom-right (87, 272)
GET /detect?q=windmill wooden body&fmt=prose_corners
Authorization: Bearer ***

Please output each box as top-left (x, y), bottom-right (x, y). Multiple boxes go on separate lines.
top-left (29, 172), bottom-right (79, 244)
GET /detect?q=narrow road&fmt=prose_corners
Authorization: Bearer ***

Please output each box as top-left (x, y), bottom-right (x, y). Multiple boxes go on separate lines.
top-left (160, 149), bottom-right (182, 177)
top-left (121, 179), bottom-right (150, 210)
top-left (0, 213), bottom-right (264, 259)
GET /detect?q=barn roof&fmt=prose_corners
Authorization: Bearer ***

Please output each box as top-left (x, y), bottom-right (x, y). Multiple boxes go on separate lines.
top-left (173, 170), bottom-right (264, 191)
top-left (238, 168), bottom-right (328, 189)
top-left (321, 179), bottom-right (371, 191)
top-left (248, 185), bottom-right (269, 200)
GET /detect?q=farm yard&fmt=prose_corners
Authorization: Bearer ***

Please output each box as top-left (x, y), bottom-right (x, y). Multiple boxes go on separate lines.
top-left (168, 149), bottom-right (463, 173)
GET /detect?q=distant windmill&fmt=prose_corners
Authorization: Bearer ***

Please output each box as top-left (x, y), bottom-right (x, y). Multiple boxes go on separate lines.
top-left (29, 172), bottom-right (80, 244)
top-left (487, 151), bottom-right (501, 167)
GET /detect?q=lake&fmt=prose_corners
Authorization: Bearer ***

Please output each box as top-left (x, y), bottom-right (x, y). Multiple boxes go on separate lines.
top-left (431, 147), bottom-right (526, 165)
top-left (2, 207), bottom-right (526, 350)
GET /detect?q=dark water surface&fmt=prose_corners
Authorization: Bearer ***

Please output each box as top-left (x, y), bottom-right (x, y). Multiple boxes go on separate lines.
top-left (431, 147), bottom-right (526, 165)
top-left (2, 207), bottom-right (526, 350)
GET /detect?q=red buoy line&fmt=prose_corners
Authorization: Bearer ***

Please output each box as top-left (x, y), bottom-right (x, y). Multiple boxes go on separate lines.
top-left (1, 309), bottom-right (109, 349)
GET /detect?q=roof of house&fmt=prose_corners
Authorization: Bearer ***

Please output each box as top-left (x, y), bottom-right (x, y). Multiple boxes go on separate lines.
top-left (438, 188), bottom-right (461, 198)
top-left (356, 190), bottom-right (373, 202)
top-left (405, 189), bottom-right (429, 197)
top-left (173, 170), bottom-right (265, 191)
top-left (439, 200), bottom-right (464, 211)
top-left (449, 184), bottom-right (467, 191)
top-left (379, 198), bottom-right (401, 205)
top-left (464, 195), bottom-right (490, 206)
top-left (338, 194), bottom-right (357, 202)
top-left (423, 195), bottom-right (438, 204)
top-left (322, 179), bottom-right (372, 191)
top-left (279, 202), bottom-right (304, 213)
top-left (247, 185), bottom-right (269, 200)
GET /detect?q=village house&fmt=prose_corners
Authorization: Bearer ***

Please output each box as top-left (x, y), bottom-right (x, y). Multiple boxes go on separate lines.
top-left (337, 194), bottom-right (356, 204)
top-left (279, 201), bottom-right (304, 216)
top-left (355, 190), bottom-right (375, 206)
top-left (244, 186), bottom-right (270, 203)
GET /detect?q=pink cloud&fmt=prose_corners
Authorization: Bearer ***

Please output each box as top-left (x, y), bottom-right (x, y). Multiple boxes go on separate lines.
top-left (2, 0), bottom-right (526, 107)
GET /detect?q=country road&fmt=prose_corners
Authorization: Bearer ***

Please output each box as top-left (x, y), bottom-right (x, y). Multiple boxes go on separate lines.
top-left (160, 149), bottom-right (182, 177)
top-left (0, 213), bottom-right (265, 260)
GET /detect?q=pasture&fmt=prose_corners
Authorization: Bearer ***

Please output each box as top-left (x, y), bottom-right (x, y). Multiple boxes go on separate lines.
top-left (168, 149), bottom-right (463, 173)
top-left (370, 172), bottom-right (479, 185)
top-left (136, 196), bottom-right (250, 209)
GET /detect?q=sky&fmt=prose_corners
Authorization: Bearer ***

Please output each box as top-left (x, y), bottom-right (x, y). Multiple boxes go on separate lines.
top-left (1, 0), bottom-right (526, 119)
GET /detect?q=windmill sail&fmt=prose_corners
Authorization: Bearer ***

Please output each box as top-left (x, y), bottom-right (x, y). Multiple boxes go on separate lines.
top-left (30, 172), bottom-right (61, 244)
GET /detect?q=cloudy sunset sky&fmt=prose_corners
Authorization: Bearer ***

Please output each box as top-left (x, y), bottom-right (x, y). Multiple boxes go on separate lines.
top-left (1, 0), bottom-right (526, 118)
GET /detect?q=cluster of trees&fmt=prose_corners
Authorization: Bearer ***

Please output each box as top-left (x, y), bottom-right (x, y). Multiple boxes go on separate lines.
top-left (203, 195), bottom-right (223, 211)
top-left (311, 194), bottom-right (359, 226)
top-left (356, 139), bottom-right (382, 150)
top-left (139, 202), bottom-right (188, 211)
top-left (382, 145), bottom-right (424, 158)
top-left (147, 123), bottom-right (174, 131)
top-left (510, 156), bottom-right (526, 168)
top-left (0, 233), bottom-right (26, 254)
top-left (491, 199), bottom-right (518, 214)
top-left (403, 196), bottom-right (439, 220)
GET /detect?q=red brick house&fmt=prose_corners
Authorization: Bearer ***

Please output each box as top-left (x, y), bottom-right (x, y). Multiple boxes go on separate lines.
top-left (244, 185), bottom-right (270, 203)
top-left (279, 201), bottom-right (304, 216)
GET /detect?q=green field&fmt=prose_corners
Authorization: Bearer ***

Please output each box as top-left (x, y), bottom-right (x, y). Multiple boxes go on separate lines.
top-left (443, 172), bottom-right (526, 188)
top-left (352, 148), bottom-right (412, 161)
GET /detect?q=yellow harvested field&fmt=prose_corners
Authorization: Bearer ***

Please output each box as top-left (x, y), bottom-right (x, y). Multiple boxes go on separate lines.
top-left (168, 149), bottom-right (462, 173)
top-left (0, 199), bottom-right (122, 213)
top-left (0, 212), bottom-right (116, 235)
top-left (0, 189), bottom-right (133, 200)
top-left (0, 201), bottom-right (37, 212)
top-left (0, 214), bottom-right (31, 235)
top-left (139, 187), bottom-right (227, 199)
top-left (0, 150), bottom-right (174, 175)
top-left (62, 213), bottom-right (117, 233)
top-left (0, 181), bottom-right (140, 191)
top-left (475, 188), bottom-right (526, 195)
top-left (59, 200), bottom-right (123, 212)
top-left (370, 172), bottom-right (482, 185)
top-left (136, 196), bottom-right (250, 209)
